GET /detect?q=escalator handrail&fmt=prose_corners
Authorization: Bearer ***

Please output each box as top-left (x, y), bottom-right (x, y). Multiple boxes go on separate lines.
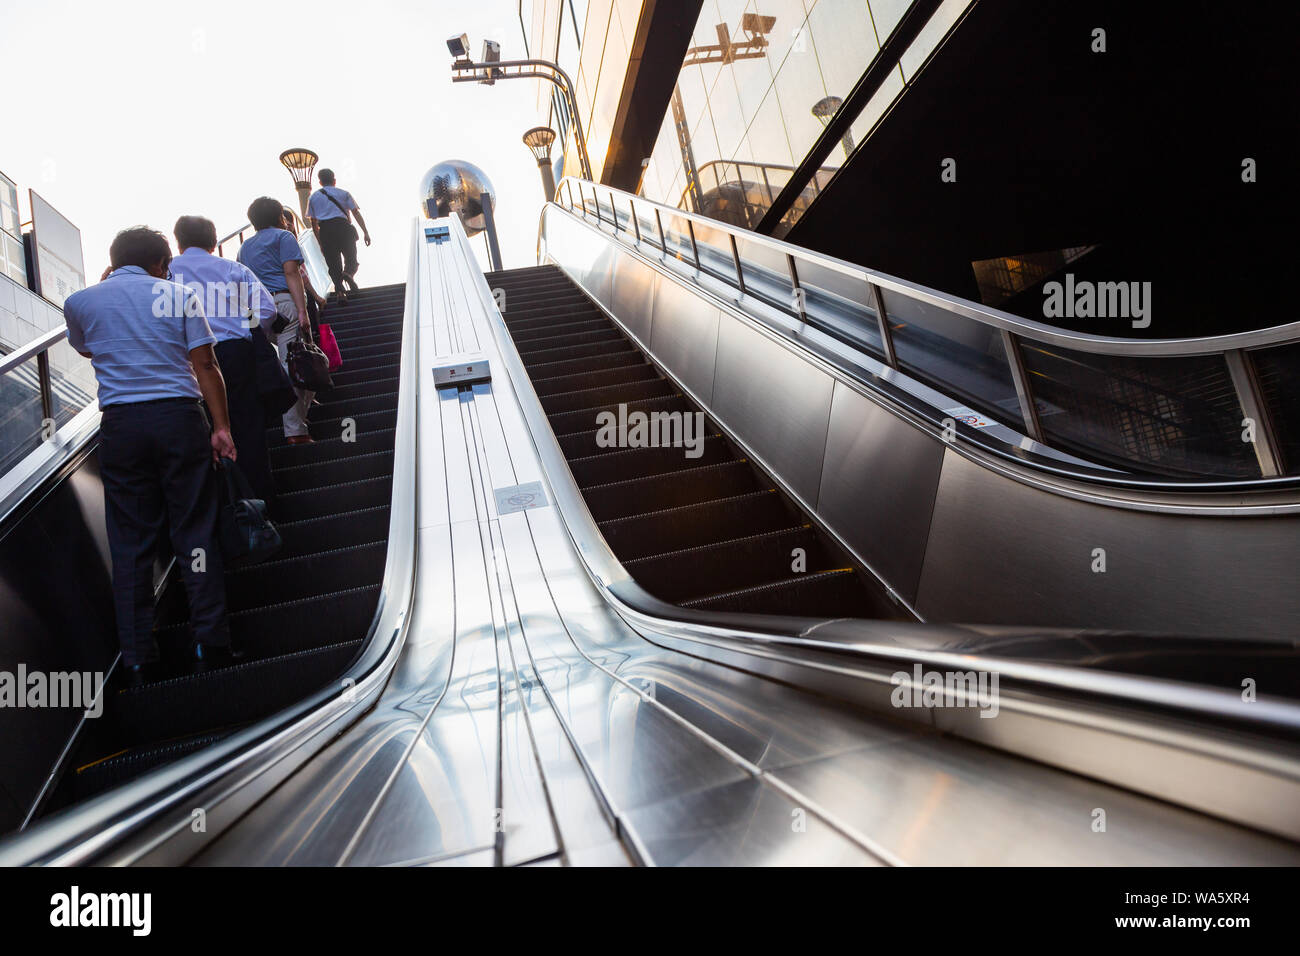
top-left (546, 180), bottom-right (1300, 492)
top-left (556, 176), bottom-right (1300, 358)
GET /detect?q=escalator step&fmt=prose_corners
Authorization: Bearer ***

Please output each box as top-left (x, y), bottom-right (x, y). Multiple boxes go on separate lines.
top-left (567, 434), bottom-right (732, 487)
top-left (548, 393), bottom-right (691, 437)
top-left (521, 337), bottom-right (634, 367)
top-left (530, 362), bottom-right (655, 397)
top-left (509, 317), bottom-right (611, 343)
top-left (266, 407), bottom-right (397, 442)
top-left (526, 346), bottom-right (641, 380)
top-left (106, 640), bottom-right (362, 749)
top-left (274, 474), bottom-right (393, 523)
top-left (625, 526), bottom-right (824, 602)
top-left (276, 506), bottom-right (390, 559)
top-left (582, 459), bottom-right (759, 522)
top-left (513, 327), bottom-right (624, 355)
top-left (539, 377), bottom-right (675, 416)
top-left (329, 363), bottom-right (400, 388)
top-left (312, 390), bottom-right (398, 419)
top-left (224, 540), bottom-right (387, 611)
top-left (598, 489), bottom-right (794, 560)
top-left (682, 568), bottom-right (870, 617)
top-left (273, 449), bottom-right (395, 494)
top-left (269, 428), bottom-right (396, 468)
top-left (316, 376), bottom-right (401, 402)
top-left (70, 729), bottom-right (236, 800)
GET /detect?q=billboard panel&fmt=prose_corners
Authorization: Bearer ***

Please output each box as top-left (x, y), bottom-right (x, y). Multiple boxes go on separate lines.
top-left (28, 190), bottom-right (85, 308)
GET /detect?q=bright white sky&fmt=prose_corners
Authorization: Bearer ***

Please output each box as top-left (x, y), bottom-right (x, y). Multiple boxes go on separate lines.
top-left (4, 0), bottom-right (549, 284)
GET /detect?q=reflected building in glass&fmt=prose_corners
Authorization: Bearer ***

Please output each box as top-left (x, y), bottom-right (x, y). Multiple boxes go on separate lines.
top-left (521, 1), bottom-right (1294, 335)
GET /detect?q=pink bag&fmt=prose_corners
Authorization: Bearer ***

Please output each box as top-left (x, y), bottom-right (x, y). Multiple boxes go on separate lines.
top-left (318, 323), bottom-right (343, 372)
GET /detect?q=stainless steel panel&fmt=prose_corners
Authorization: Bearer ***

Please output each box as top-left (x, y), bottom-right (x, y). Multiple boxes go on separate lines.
top-left (917, 449), bottom-right (1300, 639)
top-left (648, 273), bottom-right (722, 409)
top-left (817, 381), bottom-right (945, 605)
top-left (711, 318), bottom-right (836, 505)
top-left (608, 245), bottom-right (657, 347)
top-left (773, 733), bottom-right (1300, 865)
top-left (622, 778), bottom-right (883, 866)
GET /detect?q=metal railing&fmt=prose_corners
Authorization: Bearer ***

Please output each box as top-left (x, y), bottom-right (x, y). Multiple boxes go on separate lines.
top-left (552, 176), bottom-right (1300, 480)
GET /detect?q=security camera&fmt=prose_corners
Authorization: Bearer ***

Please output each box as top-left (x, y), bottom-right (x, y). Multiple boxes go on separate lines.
top-left (742, 13), bottom-right (776, 35)
top-left (479, 39), bottom-right (502, 85)
top-left (446, 34), bottom-right (470, 59)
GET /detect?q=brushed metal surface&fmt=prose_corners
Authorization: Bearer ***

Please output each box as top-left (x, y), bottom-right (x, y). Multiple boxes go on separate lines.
top-left (917, 449), bottom-right (1300, 639)
top-left (817, 381), bottom-right (945, 605)
top-left (649, 273), bottom-right (722, 409)
top-left (711, 317), bottom-right (836, 505)
top-left (608, 243), bottom-right (657, 347)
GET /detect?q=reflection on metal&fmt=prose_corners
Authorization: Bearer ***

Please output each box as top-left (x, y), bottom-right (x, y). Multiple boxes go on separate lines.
top-left (1224, 349), bottom-right (1284, 477)
top-left (420, 160), bottom-right (496, 237)
top-left (1001, 329), bottom-right (1044, 442)
top-left (681, 15), bottom-right (776, 67)
top-left (684, 160), bottom-right (836, 230)
top-left (812, 95), bottom-right (856, 160)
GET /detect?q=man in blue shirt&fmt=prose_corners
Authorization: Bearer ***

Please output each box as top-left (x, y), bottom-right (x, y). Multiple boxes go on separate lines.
top-left (63, 227), bottom-right (237, 682)
top-left (171, 215), bottom-right (278, 501)
top-left (237, 197), bottom-right (314, 444)
top-left (307, 168), bottom-right (370, 304)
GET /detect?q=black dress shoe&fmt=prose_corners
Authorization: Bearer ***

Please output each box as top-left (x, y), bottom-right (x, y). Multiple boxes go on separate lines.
top-left (123, 662), bottom-right (157, 689)
top-left (192, 643), bottom-right (235, 672)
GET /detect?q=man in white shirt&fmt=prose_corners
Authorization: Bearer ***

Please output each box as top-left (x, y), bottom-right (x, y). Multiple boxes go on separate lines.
top-left (306, 168), bottom-right (370, 303)
top-left (171, 215), bottom-right (278, 501)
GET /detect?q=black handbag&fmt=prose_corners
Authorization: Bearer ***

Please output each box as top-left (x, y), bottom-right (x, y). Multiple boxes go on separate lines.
top-left (287, 324), bottom-right (333, 392)
top-left (253, 326), bottom-right (296, 424)
top-left (216, 457), bottom-right (282, 568)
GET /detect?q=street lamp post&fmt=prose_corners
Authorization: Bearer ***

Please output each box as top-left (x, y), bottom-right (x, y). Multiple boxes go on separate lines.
top-left (279, 148), bottom-right (319, 222)
top-left (523, 127), bottom-right (558, 202)
top-left (448, 39), bottom-right (594, 182)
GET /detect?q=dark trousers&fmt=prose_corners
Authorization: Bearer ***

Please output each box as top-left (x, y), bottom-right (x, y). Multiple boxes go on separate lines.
top-left (215, 336), bottom-right (274, 504)
top-left (318, 217), bottom-right (359, 292)
top-left (99, 399), bottom-right (229, 666)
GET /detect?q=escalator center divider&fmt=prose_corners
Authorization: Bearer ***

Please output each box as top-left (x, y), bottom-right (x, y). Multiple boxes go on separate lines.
top-left (44, 283), bottom-right (408, 810)
top-left (486, 264), bottom-right (902, 621)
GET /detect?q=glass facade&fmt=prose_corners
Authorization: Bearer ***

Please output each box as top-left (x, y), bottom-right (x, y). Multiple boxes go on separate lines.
top-left (523, 0), bottom-right (647, 183)
top-left (637, 0), bottom-right (971, 234)
top-left (0, 170), bottom-right (26, 287)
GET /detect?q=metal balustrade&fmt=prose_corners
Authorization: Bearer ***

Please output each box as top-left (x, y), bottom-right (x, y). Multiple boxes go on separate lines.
top-left (552, 176), bottom-right (1300, 481)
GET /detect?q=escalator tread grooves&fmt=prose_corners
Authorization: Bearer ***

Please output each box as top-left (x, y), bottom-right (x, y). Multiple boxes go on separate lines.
top-left (227, 539), bottom-right (386, 575)
top-left (277, 504), bottom-right (390, 529)
top-left (494, 264), bottom-right (886, 623)
top-left (276, 473), bottom-right (393, 499)
top-left (623, 523), bottom-right (812, 566)
top-left (273, 449), bottom-right (394, 475)
top-left (681, 568), bottom-right (856, 608)
top-left (114, 639), bottom-right (364, 695)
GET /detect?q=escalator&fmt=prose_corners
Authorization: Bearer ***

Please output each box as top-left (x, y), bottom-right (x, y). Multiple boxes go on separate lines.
top-left (37, 283), bottom-right (406, 815)
top-left (487, 264), bottom-right (904, 619)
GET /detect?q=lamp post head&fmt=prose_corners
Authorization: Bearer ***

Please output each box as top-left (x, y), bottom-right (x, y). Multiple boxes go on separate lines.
top-left (279, 148), bottom-right (319, 185)
top-left (811, 96), bottom-right (843, 125)
top-left (523, 127), bottom-right (557, 166)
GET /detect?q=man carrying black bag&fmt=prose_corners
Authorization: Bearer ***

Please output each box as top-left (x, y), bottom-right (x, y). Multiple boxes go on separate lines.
top-left (63, 227), bottom-right (238, 683)
top-left (171, 215), bottom-right (278, 503)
